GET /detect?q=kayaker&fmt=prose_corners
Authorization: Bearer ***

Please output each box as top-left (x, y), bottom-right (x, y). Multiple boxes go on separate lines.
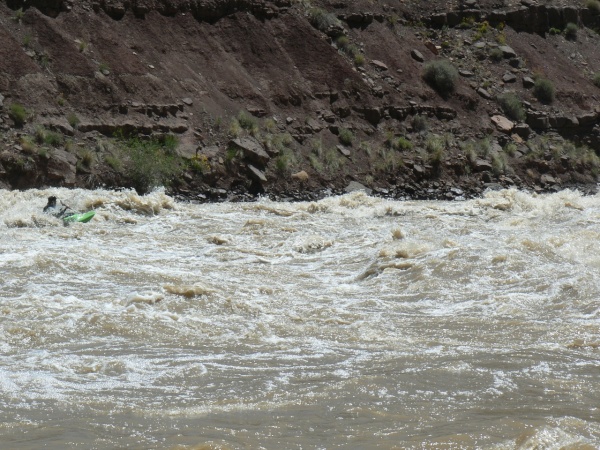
top-left (43, 196), bottom-right (72, 218)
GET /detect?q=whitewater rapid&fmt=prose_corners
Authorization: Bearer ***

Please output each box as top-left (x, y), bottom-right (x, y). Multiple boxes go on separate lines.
top-left (0, 187), bottom-right (599, 449)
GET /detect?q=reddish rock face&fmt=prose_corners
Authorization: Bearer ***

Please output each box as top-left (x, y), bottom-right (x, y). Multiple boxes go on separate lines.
top-left (0, 0), bottom-right (599, 198)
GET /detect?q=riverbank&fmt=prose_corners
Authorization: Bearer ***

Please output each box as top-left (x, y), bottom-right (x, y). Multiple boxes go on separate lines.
top-left (1, 0), bottom-right (600, 200)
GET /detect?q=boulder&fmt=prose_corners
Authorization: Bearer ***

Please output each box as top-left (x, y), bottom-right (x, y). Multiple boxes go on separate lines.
top-left (411, 49), bottom-right (425, 62)
top-left (577, 113), bottom-right (598, 127)
top-left (522, 76), bottom-right (535, 88)
top-left (345, 181), bottom-right (372, 195)
top-left (499, 45), bottom-right (517, 58)
top-left (474, 159), bottom-right (493, 172)
top-left (371, 60), bottom-right (388, 71)
top-left (513, 123), bottom-right (532, 139)
top-left (247, 164), bottom-right (267, 182)
top-left (291, 170), bottom-right (309, 182)
top-left (502, 73), bottom-right (517, 83)
top-left (229, 137), bottom-right (270, 166)
top-left (477, 87), bottom-right (493, 100)
top-left (527, 112), bottom-right (549, 130)
top-left (491, 115), bottom-right (514, 133)
top-left (540, 174), bottom-right (557, 186)
top-left (337, 145), bottom-right (351, 157)
top-left (47, 149), bottom-right (77, 185)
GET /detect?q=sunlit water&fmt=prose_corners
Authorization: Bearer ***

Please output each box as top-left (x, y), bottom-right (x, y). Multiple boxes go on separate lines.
top-left (1, 187), bottom-right (599, 449)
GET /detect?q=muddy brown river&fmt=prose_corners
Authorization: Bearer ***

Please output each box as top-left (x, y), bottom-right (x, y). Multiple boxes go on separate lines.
top-left (1, 188), bottom-right (599, 449)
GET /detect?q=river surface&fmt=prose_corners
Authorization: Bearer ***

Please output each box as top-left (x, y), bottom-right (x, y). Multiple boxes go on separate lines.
top-left (0, 188), bottom-right (599, 449)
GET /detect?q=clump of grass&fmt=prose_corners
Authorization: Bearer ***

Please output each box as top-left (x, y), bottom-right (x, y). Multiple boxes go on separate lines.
top-left (338, 128), bottom-right (354, 146)
top-left (189, 154), bottom-right (210, 174)
top-left (323, 147), bottom-right (344, 173)
top-left (275, 147), bottom-right (296, 175)
top-left (593, 73), bottom-right (600, 88)
top-left (23, 33), bottom-right (32, 48)
top-left (477, 136), bottom-right (493, 158)
top-left (392, 136), bottom-right (413, 151)
top-left (497, 92), bottom-right (526, 122)
top-left (504, 142), bottom-right (518, 156)
top-left (264, 118), bottom-right (277, 133)
top-left (375, 148), bottom-right (404, 172)
top-left (8, 103), bottom-right (27, 127)
top-left (229, 118), bottom-right (242, 138)
top-left (423, 60), bottom-right (459, 98)
top-left (489, 47), bottom-right (504, 62)
top-left (225, 145), bottom-right (240, 167)
top-left (533, 77), bottom-right (555, 104)
top-left (354, 53), bottom-right (365, 66)
top-left (425, 135), bottom-right (445, 169)
top-left (565, 22), bottom-right (578, 40)
top-left (44, 131), bottom-right (62, 147)
top-left (412, 115), bottom-right (428, 132)
top-left (80, 149), bottom-right (94, 168)
top-left (20, 136), bottom-right (36, 155)
top-left (67, 113), bottom-right (80, 129)
top-left (587, 0), bottom-right (600, 13)
top-left (120, 136), bottom-right (180, 194)
top-left (308, 8), bottom-right (341, 32)
top-left (491, 153), bottom-right (508, 176)
top-left (309, 153), bottom-right (324, 172)
top-left (237, 110), bottom-right (258, 130)
top-left (461, 140), bottom-right (478, 165)
top-left (105, 155), bottom-right (122, 171)
top-left (78, 40), bottom-right (88, 52)
top-left (13, 8), bottom-right (24, 23)
top-left (496, 32), bottom-right (507, 45)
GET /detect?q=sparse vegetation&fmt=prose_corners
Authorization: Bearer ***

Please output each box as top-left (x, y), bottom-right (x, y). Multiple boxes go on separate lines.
top-left (423, 60), bottom-right (458, 98)
top-left (44, 131), bottom-right (62, 147)
top-left (491, 152), bottom-right (508, 176)
top-left (565, 22), bottom-right (578, 40)
top-left (13, 8), bottom-right (24, 23)
top-left (105, 155), bottom-right (122, 171)
top-left (497, 92), bottom-right (526, 122)
top-left (237, 110), bottom-right (258, 131)
top-left (533, 77), bottom-right (555, 104)
top-left (425, 135), bottom-right (445, 170)
top-left (593, 72), bottom-right (600, 88)
top-left (189, 154), bottom-right (210, 174)
top-left (120, 136), bottom-right (180, 194)
top-left (23, 33), bottom-right (32, 48)
top-left (308, 8), bottom-right (341, 32)
top-left (338, 128), bottom-right (354, 146)
top-left (67, 113), bottom-right (80, 129)
top-left (80, 149), bottom-right (94, 168)
top-left (229, 118), bottom-right (242, 138)
top-left (412, 115), bottom-right (428, 132)
top-left (489, 47), bottom-right (504, 62)
top-left (20, 136), bottom-right (36, 155)
top-left (587, 0), bottom-right (600, 13)
top-left (275, 147), bottom-right (296, 174)
top-left (8, 103), bottom-right (27, 127)
top-left (392, 136), bottom-right (413, 151)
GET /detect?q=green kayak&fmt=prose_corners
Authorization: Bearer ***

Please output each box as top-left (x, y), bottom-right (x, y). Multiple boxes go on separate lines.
top-left (63, 211), bottom-right (96, 223)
